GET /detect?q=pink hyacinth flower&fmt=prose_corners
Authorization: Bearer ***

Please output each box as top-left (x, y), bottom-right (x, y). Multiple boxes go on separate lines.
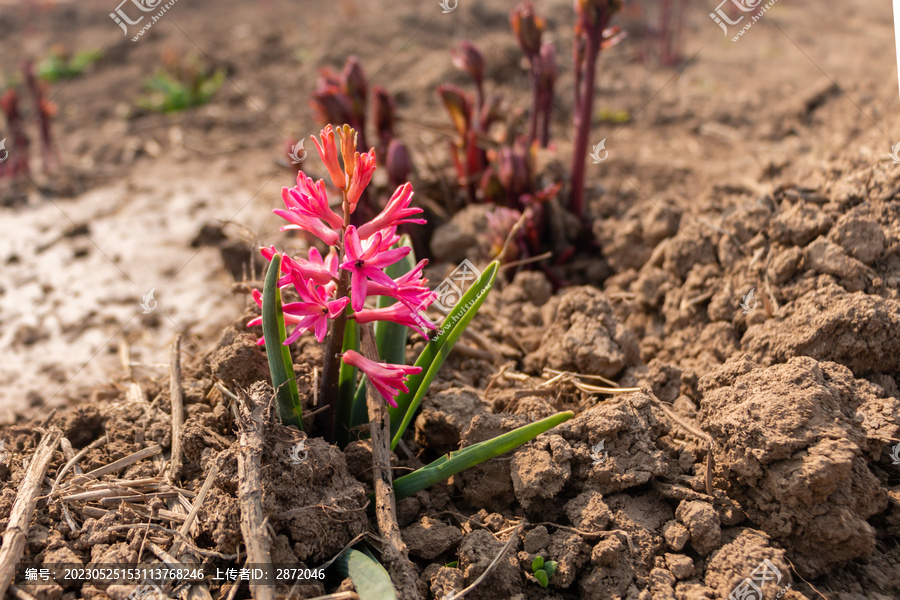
top-left (273, 207), bottom-right (340, 247)
top-left (261, 246), bottom-right (338, 288)
top-left (260, 245), bottom-right (293, 287)
top-left (365, 259), bottom-right (432, 310)
top-left (345, 148), bottom-right (376, 212)
top-left (282, 279), bottom-right (350, 344)
top-left (372, 225), bottom-right (401, 251)
top-left (287, 247), bottom-right (340, 286)
top-left (246, 288), bottom-right (344, 345)
top-left (353, 302), bottom-right (437, 337)
top-left (311, 125), bottom-right (347, 191)
top-left (341, 349), bottom-right (422, 408)
top-left (357, 182), bottom-right (426, 239)
top-left (281, 171), bottom-right (343, 229)
top-left (340, 226), bottom-right (411, 311)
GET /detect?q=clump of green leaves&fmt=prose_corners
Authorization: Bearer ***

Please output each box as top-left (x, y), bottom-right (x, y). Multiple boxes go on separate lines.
top-left (36, 46), bottom-right (101, 82)
top-left (138, 52), bottom-right (225, 113)
top-left (531, 555), bottom-right (558, 588)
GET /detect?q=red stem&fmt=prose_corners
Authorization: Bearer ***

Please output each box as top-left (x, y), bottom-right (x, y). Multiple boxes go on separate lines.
top-left (573, 39), bottom-right (583, 116)
top-left (570, 31), bottom-right (599, 219)
top-left (528, 65), bottom-right (539, 146)
top-left (475, 80), bottom-right (484, 131)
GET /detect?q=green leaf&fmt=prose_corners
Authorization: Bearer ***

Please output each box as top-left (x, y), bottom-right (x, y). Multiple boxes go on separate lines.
top-left (543, 561), bottom-right (558, 579)
top-left (332, 547), bottom-right (397, 600)
top-left (535, 569), bottom-right (549, 588)
top-left (389, 261), bottom-right (500, 449)
top-left (383, 411), bottom-right (573, 502)
top-left (445, 561), bottom-right (458, 568)
top-left (531, 556), bottom-right (544, 572)
top-left (261, 254), bottom-right (302, 428)
top-left (336, 318), bottom-right (360, 447)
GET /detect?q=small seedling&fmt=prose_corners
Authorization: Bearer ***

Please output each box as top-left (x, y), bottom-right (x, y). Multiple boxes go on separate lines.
top-left (531, 555), bottom-right (558, 588)
top-left (138, 53), bottom-right (225, 113)
top-left (36, 46), bottom-right (101, 82)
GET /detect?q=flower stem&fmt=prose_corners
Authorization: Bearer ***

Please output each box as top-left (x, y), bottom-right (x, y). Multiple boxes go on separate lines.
top-left (319, 200), bottom-right (353, 444)
top-left (319, 271), bottom-right (350, 444)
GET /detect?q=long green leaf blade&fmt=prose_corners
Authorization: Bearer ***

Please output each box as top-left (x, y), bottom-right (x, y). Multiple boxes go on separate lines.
top-left (333, 547), bottom-right (398, 600)
top-left (388, 261), bottom-right (500, 449)
top-left (385, 411), bottom-right (573, 501)
top-left (262, 254), bottom-right (302, 428)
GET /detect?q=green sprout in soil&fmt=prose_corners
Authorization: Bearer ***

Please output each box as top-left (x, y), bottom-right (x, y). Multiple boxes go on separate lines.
top-left (138, 52), bottom-right (225, 113)
top-left (531, 554), bottom-right (559, 588)
top-left (36, 45), bottom-right (102, 82)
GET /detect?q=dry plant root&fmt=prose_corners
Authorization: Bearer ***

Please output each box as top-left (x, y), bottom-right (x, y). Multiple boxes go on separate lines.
top-left (0, 427), bottom-right (62, 598)
top-left (236, 387), bottom-right (276, 600)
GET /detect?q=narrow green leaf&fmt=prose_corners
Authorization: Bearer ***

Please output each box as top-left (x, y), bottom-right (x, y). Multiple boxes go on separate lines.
top-left (389, 261), bottom-right (500, 449)
top-left (262, 254), bottom-right (302, 428)
top-left (383, 411), bottom-right (573, 502)
top-left (532, 556), bottom-right (544, 572)
top-left (332, 547), bottom-right (397, 600)
top-left (349, 376), bottom-right (369, 432)
top-left (336, 318), bottom-right (360, 447)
